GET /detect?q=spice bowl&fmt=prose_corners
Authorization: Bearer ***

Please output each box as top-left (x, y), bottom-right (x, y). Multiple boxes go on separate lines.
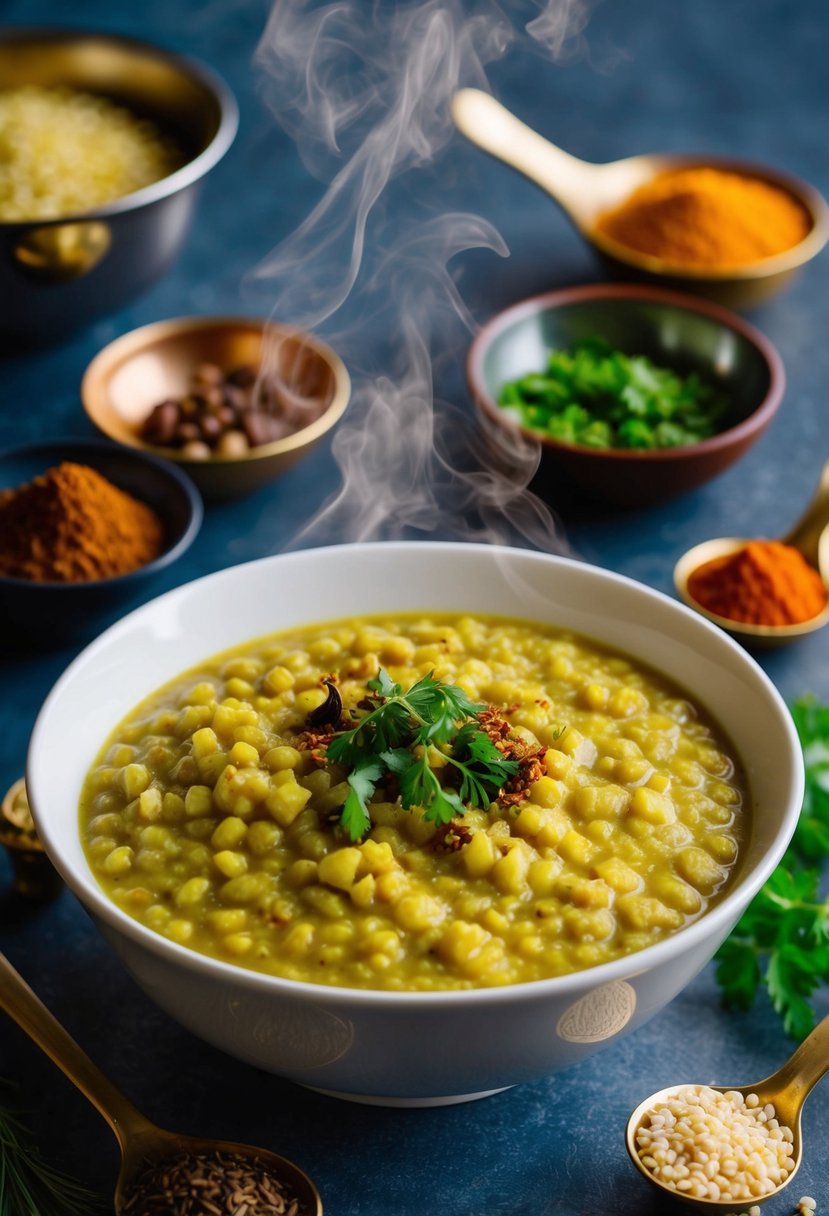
top-left (674, 457), bottom-right (829, 647)
top-left (0, 438), bottom-right (202, 643)
top-left (0, 28), bottom-right (237, 343)
top-left (467, 283), bottom-right (785, 509)
top-left (81, 316), bottom-right (351, 500)
top-left (452, 89), bottom-right (829, 310)
top-left (26, 542), bottom-right (803, 1104)
top-left (674, 537), bottom-right (829, 650)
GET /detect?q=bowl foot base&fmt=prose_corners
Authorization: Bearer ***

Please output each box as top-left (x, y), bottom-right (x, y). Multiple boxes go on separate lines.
top-left (303, 1084), bottom-right (512, 1107)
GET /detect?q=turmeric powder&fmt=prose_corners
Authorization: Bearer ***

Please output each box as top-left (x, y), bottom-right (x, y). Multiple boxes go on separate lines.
top-left (0, 461), bottom-right (164, 582)
top-left (686, 540), bottom-right (828, 627)
top-left (595, 166), bottom-right (811, 270)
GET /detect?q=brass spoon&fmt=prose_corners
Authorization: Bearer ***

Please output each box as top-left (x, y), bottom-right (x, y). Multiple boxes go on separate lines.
top-left (625, 1013), bottom-right (829, 1211)
top-left (674, 457), bottom-right (829, 648)
top-left (450, 87), bottom-right (829, 309)
top-left (0, 951), bottom-right (322, 1215)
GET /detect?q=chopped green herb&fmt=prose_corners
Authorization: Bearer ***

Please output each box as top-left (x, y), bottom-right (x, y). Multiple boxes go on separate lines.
top-left (497, 336), bottom-right (730, 451)
top-left (324, 670), bottom-right (520, 841)
top-left (715, 695), bottom-right (829, 1039)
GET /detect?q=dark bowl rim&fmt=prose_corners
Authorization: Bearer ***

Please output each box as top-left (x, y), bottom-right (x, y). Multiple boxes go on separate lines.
top-left (0, 436), bottom-right (203, 590)
top-left (0, 26), bottom-right (239, 227)
top-left (466, 282), bottom-right (786, 464)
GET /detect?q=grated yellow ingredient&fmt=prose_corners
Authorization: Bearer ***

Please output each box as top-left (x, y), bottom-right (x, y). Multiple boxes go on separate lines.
top-left (0, 85), bottom-right (183, 220)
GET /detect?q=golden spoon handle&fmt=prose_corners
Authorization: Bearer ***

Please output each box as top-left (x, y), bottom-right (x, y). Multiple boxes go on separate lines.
top-left (451, 88), bottom-right (599, 219)
top-left (784, 457), bottom-right (829, 568)
top-left (0, 950), bottom-right (153, 1151)
top-left (763, 1013), bottom-right (829, 1117)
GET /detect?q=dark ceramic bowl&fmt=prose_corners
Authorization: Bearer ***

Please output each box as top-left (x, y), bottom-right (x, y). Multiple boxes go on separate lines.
top-left (0, 439), bottom-right (202, 642)
top-left (466, 284), bottom-right (785, 508)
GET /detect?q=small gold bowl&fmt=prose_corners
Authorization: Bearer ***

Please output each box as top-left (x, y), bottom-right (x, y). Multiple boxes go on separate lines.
top-left (674, 537), bottom-right (829, 649)
top-left (1, 778), bottom-right (63, 900)
top-left (81, 316), bottom-right (351, 500)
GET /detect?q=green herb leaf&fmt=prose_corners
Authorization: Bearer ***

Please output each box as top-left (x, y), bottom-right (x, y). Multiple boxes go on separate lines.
top-left (340, 755), bottom-right (384, 842)
top-left (715, 695), bottom-right (829, 1038)
top-left (448, 722), bottom-right (520, 808)
top-left (321, 669), bottom-right (522, 840)
top-left (498, 337), bottom-right (731, 451)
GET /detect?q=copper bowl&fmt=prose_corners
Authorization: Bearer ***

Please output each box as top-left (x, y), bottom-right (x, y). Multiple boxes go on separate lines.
top-left (82, 316), bottom-right (352, 500)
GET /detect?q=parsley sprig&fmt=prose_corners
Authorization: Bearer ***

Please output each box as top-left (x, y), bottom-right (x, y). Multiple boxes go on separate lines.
top-left (325, 669), bottom-right (520, 841)
top-left (715, 695), bottom-right (829, 1039)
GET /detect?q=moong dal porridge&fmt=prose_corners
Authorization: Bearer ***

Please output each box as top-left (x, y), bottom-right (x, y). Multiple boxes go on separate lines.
top-left (80, 614), bottom-right (748, 991)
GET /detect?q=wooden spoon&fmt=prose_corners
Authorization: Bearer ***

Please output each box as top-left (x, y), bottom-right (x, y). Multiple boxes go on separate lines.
top-left (451, 88), bottom-right (829, 308)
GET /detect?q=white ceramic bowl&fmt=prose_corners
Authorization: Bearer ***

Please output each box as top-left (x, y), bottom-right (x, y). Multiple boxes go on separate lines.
top-left (27, 543), bottom-right (803, 1106)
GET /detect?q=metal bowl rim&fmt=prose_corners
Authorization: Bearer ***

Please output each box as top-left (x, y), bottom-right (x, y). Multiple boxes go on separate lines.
top-left (0, 26), bottom-right (239, 226)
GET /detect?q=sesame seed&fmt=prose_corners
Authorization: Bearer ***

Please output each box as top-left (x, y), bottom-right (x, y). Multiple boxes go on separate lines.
top-left (634, 1085), bottom-right (795, 1203)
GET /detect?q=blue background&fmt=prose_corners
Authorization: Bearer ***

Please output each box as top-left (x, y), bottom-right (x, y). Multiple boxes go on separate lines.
top-left (1, 1), bottom-right (828, 1212)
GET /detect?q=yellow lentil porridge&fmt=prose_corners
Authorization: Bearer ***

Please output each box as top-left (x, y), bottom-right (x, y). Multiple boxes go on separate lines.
top-left (80, 614), bottom-right (748, 991)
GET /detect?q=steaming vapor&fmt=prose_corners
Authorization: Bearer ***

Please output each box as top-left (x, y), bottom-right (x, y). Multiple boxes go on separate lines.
top-left (241, 0), bottom-right (591, 558)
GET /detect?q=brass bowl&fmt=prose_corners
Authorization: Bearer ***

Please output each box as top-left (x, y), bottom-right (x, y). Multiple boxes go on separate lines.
top-left (674, 537), bottom-right (829, 650)
top-left (81, 316), bottom-right (352, 500)
top-left (0, 29), bottom-right (237, 341)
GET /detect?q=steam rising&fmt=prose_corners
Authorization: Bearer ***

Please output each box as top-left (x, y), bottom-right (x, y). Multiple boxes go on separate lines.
top-left (242, 0), bottom-right (590, 556)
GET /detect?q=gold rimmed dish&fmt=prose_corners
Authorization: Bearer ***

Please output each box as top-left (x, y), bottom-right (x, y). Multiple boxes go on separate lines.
top-left (81, 315), bottom-right (351, 500)
top-left (674, 458), bottom-right (829, 647)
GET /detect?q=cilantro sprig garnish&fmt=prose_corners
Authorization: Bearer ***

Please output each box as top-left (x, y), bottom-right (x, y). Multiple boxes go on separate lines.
top-left (715, 695), bottom-right (829, 1039)
top-left (325, 669), bottom-right (520, 841)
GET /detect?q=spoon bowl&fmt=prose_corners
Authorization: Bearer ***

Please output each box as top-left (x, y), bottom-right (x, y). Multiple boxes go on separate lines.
top-left (625, 1013), bottom-right (829, 1210)
top-left (451, 89), bottom-right (829, 309)
top-left (674, 458), bottom-right (829, 647)
top-left (0, 951), bottom-right (322, 1215)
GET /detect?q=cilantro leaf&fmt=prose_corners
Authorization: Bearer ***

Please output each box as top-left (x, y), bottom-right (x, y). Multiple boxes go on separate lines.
top-left (318, 668), bottom-right (522, 840)
top-left (448, 723), bottom-right (519, 807)
top-left (715, 939), bottom-right (761, 1011)
top-left (340, 755), bottom-right (384, 842)
top-left (715, 695), bottom-right (829, 1039)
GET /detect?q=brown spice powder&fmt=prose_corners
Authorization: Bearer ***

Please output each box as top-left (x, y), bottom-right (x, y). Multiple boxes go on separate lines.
top-left (0, 461), bottom-right (164, 582)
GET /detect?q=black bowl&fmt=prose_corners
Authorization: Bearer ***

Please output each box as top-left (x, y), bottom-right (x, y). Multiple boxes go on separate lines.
top-left (0, 439), bottom-right (202, 643)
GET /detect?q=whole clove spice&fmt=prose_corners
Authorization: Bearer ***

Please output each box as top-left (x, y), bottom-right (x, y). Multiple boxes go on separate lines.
top-left (121, 1148), bottom-right (308, 1216)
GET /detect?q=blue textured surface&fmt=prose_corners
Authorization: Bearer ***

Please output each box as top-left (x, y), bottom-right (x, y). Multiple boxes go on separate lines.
top-left (1, 1), bottom-right (828, 1212)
